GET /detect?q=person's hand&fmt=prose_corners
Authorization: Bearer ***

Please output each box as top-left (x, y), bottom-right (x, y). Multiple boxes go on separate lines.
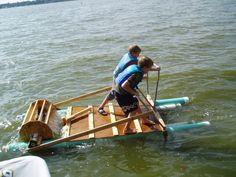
top-left (151, 63), bottom-right (161, 71)
top-left (155, 64), bottom-right (161, 71)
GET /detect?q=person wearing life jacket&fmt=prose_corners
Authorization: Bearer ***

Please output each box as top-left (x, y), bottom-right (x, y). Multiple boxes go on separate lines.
top-left (97, 44), bottom-right (141, 116)
top-left (113, 51), bottom-right (139, 78)
top-left (114, 56), bottom-right (155, 134)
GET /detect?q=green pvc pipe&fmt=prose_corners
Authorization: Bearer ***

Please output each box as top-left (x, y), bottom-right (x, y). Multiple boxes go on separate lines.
top-left (155, 97), bottom-right (189, 106)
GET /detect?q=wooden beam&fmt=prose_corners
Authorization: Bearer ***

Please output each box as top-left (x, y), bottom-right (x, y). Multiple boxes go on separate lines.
top-left (54, 86), bottom-right (112, 107)
top-left (65, 106), bottom-right (73, 137)
top-left (108, 103), bottom-right (119, 136)
top-left (133, 119), bottom-right (142, 133)
top-left (88, 106), bottom-right (95, 139)
top-left (38, 100), bottom-right (46, 121)
top-left (66, 107), bottom-right (91, 122)
top-left (29, 100), bottom-right (39, 121)
top-left (66, 106), bottom-right (73, 118)
top-left (28, 110), bottom-right (154, 152)
top-left (45, 104), bottom-right (53, 125)
top-left (22, 102), bottom-right (33, 125)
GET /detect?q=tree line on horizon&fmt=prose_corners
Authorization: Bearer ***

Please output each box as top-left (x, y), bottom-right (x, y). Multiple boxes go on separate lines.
top-left (0, 0), bottom-right (73, 9)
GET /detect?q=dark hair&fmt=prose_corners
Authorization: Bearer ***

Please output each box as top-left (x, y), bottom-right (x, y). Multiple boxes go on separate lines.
top-left (138, 56), bottom-right (153, 68)
top-left (128, 44), bottom-right (141, 54)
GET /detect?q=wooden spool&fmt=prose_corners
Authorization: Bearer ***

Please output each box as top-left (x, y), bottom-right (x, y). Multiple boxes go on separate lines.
top-left (19, 99), bottom-right (62, 142)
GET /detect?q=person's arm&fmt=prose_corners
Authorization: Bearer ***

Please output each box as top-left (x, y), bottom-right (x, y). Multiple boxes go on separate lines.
top-left (121, 73), bottom-right (142, 96)
top-left (121, 80), bottom-right (138, 96)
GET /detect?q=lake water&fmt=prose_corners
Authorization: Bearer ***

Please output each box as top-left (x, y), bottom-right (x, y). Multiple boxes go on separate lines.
top-left (0, 0), bottom-right (235, 176)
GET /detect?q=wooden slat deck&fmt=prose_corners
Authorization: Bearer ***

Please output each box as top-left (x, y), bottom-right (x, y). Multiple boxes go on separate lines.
top-left (108, 103), bottom-right (119, 136)
top-left (21, 87), bottom-right (167, 152)
top-left (68, 102), bottom-right (163, 142)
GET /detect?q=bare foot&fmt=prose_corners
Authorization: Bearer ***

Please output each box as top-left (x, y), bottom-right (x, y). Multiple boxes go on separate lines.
top-left (141, 119), bottom-right (156, 126)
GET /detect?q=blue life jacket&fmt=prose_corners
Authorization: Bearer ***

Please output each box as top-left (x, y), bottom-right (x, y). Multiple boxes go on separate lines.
top-left (115, 65), bottom-right (143, 88)
top-left (113, 53), bottom-right (138, 78)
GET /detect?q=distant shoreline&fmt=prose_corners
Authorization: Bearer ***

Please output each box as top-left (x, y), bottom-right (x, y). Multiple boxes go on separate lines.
top-left (0, 0), bottom-right (73, 9)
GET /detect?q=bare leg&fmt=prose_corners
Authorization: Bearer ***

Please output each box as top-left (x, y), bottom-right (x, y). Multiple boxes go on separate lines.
top-left (98, 89), bottom-right (115, 109)
top-left (123, 109), bottom-right (139, 134)
top-left (98, 95), bottom-right (109, 109)
top-left (97, 91), bottom-right (114, 116)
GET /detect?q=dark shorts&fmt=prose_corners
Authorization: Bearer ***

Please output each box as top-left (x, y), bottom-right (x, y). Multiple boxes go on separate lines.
top-left (106, 90), bottom-right (115, 100)
top-left (114, 91), bottom-right (139, 115)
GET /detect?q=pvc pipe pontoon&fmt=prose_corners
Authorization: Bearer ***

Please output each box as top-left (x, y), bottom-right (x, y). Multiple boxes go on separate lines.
top-left (155, 97), bottom-right (189, 106)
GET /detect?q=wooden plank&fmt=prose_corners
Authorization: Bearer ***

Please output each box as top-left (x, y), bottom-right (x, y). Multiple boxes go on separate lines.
top-left (29, 100), bottom-right (39, 121)
top-left (66, 106), bottom-right (73, 118)
top-left (65, 106), bottom-right (73, 137)
top-left (108, 103), bottom-right (119, 136)
top-left (88, 106), bottom-right (95, 139)
top-left (66, 107), bottom-right (91, 122)
top-left (55, 86), bottom-right (112, 107)
top-left (133, 119), bottom-right (142, 133)
top-left (38, 100), bottom-right (46, 121)
top-left (45, 104), bottom-right (53, 125)
top-left (22, 102), bottom-right (33, 125)
top-left (69, 107), bottom-right (89, 140)
top-left (28, 110), bottom-right (153, 152)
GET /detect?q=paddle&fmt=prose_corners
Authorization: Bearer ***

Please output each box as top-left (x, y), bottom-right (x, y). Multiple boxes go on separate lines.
top-left (28, 110), bottom-right (153, 152)
top-left (146, 72), bottom-right (149, 94)
top-left (154, 70), bottom-right (160, 102)
top-left (55, 86), bottom-right (112, 107)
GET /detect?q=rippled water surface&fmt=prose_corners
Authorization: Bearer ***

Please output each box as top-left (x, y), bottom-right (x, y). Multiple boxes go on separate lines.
top-left (0, 0), bottom-right (235, 176)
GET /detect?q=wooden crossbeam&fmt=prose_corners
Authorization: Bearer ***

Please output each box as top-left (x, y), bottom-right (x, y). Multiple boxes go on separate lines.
top-left (66, 107), bottom-right (92, 122)
top-left (55, 86), bottom-right (112, 107)
top-left (88, 106), bottom-right (95, 139)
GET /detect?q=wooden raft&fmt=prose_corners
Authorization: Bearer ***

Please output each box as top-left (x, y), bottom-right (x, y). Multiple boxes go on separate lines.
top-left (20, 87), bottom-right (166, 151)
top-left (62, 102), bottom-right (163, 142)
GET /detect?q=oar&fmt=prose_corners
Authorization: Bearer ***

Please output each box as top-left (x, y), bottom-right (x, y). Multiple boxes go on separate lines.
top-left (28, 110), bottom-right (153, 152)
top-left (146, 73), bottom-right (149, 94)
top-left (136, 87), bottom-right (168, 141)
top-left (154, 70), bottom-right (160, 102)
top-left (55, 86), bottom-right (112, 107)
